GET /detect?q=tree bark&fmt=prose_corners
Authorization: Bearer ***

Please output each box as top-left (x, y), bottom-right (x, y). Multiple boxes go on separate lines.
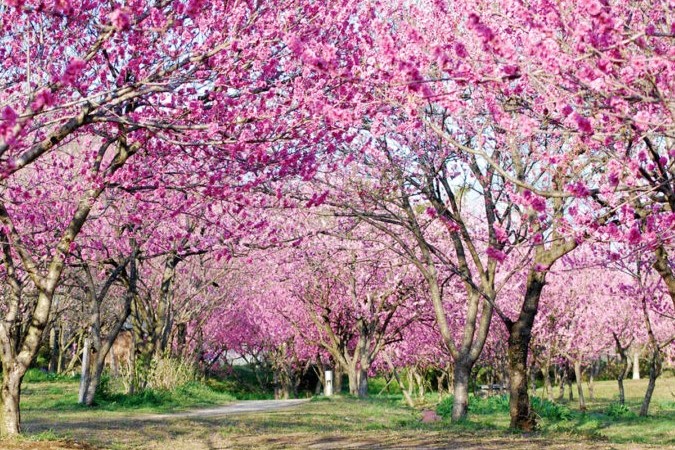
top-left (639, 347), bottom-right (661, 417)
top-left (542, 365), bottom-right (553, 402)
top-left (505, 270), bottom-right (546, 431)
top-left (451, 360), bottom-right (471, 421)
top-left (587, 361), bottom-right (596, 401)
top-left (557, 367), bottom-right (565, 401)
top-left (639, 295), bottom-right (663, 417)
top-left (48, 327), bottom-right (58, 373)
top-left (383, 353), bottom-right (414, 407)
top-left (78, 337), bottom-right (92, 404)
top-left (573, 360), bottom-right (586, 411)
top-left (613, 335), bottom-right (631, 406)
top-left (333, 364), bottom-right (343, 394)
top-left (0, 138), bottom-right (135, 435)
top-left (347, 363), bottom-right (365, 397)
top-left (1, 364), bottom-right (24, 436)
top-left (356, 366), bottom-right (368, 398)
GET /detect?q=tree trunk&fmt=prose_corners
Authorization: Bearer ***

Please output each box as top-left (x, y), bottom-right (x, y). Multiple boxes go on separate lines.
top-left (414, 370), bottom-right (425, 398)
top-left (451, 360), bottom-right (471, 421)
top-left (505, 271), bottom-right (546, 431)
top-left (84, 361), bottom-right (104, 406)
top-left (347, 364), bottom-right (358, 396)
top-left (436, 371), bottom-right (447, 396)
top-left (587, 362), bottom-right (595, 401)
top-left (542, 365), bottom-right (553, 402)
top-left (614, 337), bottom-right (630, 406)
top-left (1, 364), bottom-right (24, 436)
top-left (507, 328), bottom-right (535, 431)
top-left (356, 367), bottom-right (368, 398)
top-left (639, 348), bottom-right (661, 417)
top-left (639, 294), bottom-right (663, 417)
top-left (383, 353), bottom-right (414, 407)
top-left (529, 363), bottom-right (537, 397)
top-left (48, 327), bottom-right (58, 373)
top-left (556, 367), bottom-right (565, 401)
top-left (333, 364), bottom-right (343, 394)
top-left (57, 325), bottom-right (65, 374)
top-left (78, 337), bottom-right (92, 404)
top-left (574, 360), bottom-right (586, 411)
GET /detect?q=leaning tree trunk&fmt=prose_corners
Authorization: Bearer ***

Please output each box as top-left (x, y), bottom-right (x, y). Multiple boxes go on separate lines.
top-left (504, 269), bottom-right (547, 431)
top-left (639, 346), bottom-right (661, 417)
top-left (639, 295), bottom-right (663, 417)
top-left (383, 353), bottom-right (414, 407)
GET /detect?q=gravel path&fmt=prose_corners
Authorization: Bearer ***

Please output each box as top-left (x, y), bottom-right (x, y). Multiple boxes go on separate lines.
top-left (141, 398), bottom-right (309, 420)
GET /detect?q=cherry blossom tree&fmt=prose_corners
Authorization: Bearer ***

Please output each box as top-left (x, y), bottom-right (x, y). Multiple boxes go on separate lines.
top-left (0, 0), bottom-right (370, 434)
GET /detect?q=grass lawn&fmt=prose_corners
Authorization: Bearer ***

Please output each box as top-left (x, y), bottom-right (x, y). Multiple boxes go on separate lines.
top-left (2, 372), bottom-right (673, 449)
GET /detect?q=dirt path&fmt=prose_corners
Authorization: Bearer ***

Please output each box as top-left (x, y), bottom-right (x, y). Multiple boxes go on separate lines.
top-left (141, 399), bottom-right (309, 420)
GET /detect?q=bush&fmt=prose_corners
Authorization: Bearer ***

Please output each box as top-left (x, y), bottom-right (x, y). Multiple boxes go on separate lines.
top-left (437, 394), bottom-right (509, 418)
top-left (531, 396), bottom-right (573, 421)
top-left (146, 357), bottom-right (198, 391)
top-left (605, 402), bottom-right (636, 419)
top-left (469, 394), bottom-right (509, 414)
top-left (437, 394), bottom-right (572, 421)
top-left (436, 395), bottom-right (455, 418)
top-left (24, 368), bottom-right (56, 383)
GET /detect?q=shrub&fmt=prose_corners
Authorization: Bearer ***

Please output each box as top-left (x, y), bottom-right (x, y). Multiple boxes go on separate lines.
top-left (531, 396), bottom-right (573, 421)
top-left (436, 395), bottom-right (455, 418)
top-left (437, 394), bottom-right (573, 421)
top-left (146, 357), bottom-right (198, 391)
top-left (605, 402), bottom-right (636, 419)
top-left (437, 394), bottom-right (509, 418)
top-left (469, 394), bottom-right (509, 414)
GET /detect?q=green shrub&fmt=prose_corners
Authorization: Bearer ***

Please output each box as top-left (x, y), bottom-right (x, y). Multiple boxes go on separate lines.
top-left (605, 402), bottom-right (636, 419)
top-left (531, 396), bottom-right (573, 421)
top-left (437, 394), bottom-right (572, 421)
top-left (469, 395), bottom-right (509, 414)
top-left (436, 395), bottom-right (455, 418)
top-left (437, 394), bottom-right (509, 418)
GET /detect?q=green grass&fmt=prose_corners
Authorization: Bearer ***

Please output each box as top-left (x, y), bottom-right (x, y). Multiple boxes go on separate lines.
top-left (368, 375), bottom-right (674, 447)
top-left (15, 371), bottom-right (675, 449)
top-left (93, 381), bottom-right (236, 412)
top-left (21, 372), bottom-right (237, 414)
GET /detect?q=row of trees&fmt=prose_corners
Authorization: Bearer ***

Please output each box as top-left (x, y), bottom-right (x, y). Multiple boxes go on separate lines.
top-left (0, 0), bottom-right (672, 437)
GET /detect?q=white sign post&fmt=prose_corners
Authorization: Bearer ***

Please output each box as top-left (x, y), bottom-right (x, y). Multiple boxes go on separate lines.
top-left (324, 370), bottom-right (333, 396)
